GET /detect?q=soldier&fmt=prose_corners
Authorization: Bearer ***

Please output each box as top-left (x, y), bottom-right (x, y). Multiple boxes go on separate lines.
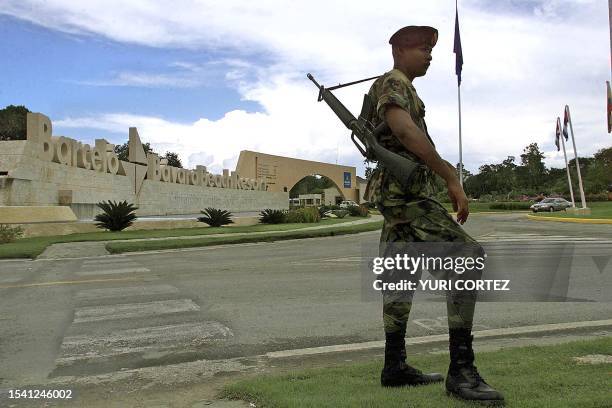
top-left (364, 25), bottom-right (504, 405)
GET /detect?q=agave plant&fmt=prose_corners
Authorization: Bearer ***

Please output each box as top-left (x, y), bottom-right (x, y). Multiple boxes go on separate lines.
top-left (198, 208), bottom-right (234, 227)
top-left (94, 200), bottom-right (138, 231)
top-left (259, 209), bottom-right (286, 224)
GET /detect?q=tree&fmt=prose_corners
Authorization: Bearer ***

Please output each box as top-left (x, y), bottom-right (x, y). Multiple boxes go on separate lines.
top-left (0, 105), bottom-right (30, 141)
top-left (289, 175), bottom-right (335, 198)
top-left (163, 151), bottom-right (182, 168)
top-left (113, 142), bottom-right (155, 161)
top-left (517, 143), bottom-right (546, 190)
top-left (455, 162), bottom-right (473, 183)
top-left (364, 159), bottom-right (375, 179)
top-left (582, 147), bottom-right (611, 194)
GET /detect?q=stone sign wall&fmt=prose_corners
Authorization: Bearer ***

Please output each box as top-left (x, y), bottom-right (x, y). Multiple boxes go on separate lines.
top-left (0, 113), bottom-right (288, 219)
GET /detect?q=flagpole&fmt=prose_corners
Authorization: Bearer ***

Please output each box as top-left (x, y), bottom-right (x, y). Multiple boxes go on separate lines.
top-left (458, 84), bottom-right (463, 186)
top-left (454, 0), bottom-right (464, 187)
top-left (560, 130), bottom-right (575, 207)
top-left (566, 105), bottom-right (587, 209)
top-left (609, 0), bottom-right (611, 77)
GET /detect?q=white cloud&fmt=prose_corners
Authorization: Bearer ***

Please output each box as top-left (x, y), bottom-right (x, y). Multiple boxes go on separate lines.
top-left (5, 0), bottom-right (610, 176)
top-left (73, 71), bottom-right (204, 88)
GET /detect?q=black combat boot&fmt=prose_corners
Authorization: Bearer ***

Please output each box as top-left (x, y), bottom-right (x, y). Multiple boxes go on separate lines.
top-left (446, 328), bottom-right (505, 406)
top-left (381, 330), bottom-right (444, 387)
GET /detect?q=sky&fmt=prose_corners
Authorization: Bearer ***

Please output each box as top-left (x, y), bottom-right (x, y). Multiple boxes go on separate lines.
top-left (1, 0), bottom-right (610, 176)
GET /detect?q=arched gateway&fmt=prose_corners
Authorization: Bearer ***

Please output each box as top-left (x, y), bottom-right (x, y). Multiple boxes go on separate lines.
top-left (236, 151), bottom-right (363, 203)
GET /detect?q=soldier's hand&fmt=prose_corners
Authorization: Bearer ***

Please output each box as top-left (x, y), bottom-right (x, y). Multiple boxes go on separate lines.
top-left (447, 181), bottom-right (469, 224)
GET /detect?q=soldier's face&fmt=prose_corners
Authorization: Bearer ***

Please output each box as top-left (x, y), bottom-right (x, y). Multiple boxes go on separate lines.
top-left (398, 45), bottom-right (433, 78)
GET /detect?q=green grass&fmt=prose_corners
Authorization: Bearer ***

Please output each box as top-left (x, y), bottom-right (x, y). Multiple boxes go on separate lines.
top-left (106, 221), bottom-right (383, 254)
top-left (221, 337), bottom-right (612, 408)
top-left (532, 201), bottom-right (612, 219)
top-left (0, 216), bottom-right (372, 259)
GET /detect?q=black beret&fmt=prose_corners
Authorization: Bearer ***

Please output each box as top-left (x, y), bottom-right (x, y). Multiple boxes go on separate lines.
top-left (389, 26), bottom-right (438, 48)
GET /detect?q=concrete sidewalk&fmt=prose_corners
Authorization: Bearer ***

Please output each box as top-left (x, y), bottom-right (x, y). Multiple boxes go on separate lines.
top-left (36, 215), bottom-right (383, 259)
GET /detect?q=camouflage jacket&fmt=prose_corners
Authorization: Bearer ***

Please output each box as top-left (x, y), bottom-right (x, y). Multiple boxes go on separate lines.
top-left (364, 69), bottom-right (438, 210)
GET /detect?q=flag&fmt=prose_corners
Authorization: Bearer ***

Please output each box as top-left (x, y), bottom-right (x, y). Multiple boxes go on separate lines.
top-left (453, 8), bottom-right (463, 86)
top-left (607, 81), bottom-right (611, 133)
top-left (555, 117), bottom-right (561, 151)
top-left (563, 105), bottom-right (571, 140)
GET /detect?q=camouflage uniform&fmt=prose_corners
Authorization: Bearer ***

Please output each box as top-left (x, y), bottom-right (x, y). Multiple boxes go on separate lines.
top-left (365, 69), bottom-right (482, 334)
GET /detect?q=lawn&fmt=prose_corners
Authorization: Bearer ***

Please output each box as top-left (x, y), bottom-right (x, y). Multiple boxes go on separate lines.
top-left (105, 221), bottom-right (383, 254)
top-left (221, 336), bottom-right (612, 408)
top-left (0, 216), bottom-right (378, 259)
top-left (531, 201), bottom-right (612, 219)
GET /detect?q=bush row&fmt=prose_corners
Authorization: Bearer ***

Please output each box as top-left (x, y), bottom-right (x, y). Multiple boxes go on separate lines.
top-left (259, 207), bottom-right (321, 224)
top-left (488, 202), bottom-right (532, 210)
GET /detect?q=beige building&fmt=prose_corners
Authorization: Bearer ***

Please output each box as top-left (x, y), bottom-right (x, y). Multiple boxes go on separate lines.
top-left (323, 187), bottom-right (342, 205)
top-left (297, 194), bottom-right (322, 207)
top-left (356, 176), bottom-right (368, 204)
top-left (236, 150), bottom-right (361, 202)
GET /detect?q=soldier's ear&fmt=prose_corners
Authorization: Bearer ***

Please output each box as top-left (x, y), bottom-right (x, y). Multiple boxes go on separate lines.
top-left (391, 45), bottom-right (401, 61)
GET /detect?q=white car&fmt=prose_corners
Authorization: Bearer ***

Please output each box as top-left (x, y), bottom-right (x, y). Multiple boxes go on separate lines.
top-left (339, 200), bottom-right (358, 208)
top-left (530, 198), bottom-right (572, 212)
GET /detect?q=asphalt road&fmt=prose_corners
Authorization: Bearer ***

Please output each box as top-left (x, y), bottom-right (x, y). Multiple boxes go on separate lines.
top-left (0, 213), bottom-right (611, 389)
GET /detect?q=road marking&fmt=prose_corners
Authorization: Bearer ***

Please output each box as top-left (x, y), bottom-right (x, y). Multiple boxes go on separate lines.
top-left (81, 261), bottom-right (140, 268)
top-left (0, 277), bottom-right (144, 289)
top-left (290, 256), bottom-right (367, 266)
top-left (82, 257), bottom-right (128, 264)
top-left (265, 319), bottom-right (612, 359)
top-left (75, 284), bottom-right (180, 301)
top-left (412, 317), bottom-right (490, 331)
top-left (73, 299), bottom-right (200, 323)
top-left (57, 322), bottom-right (233, 365)
top-left (76, 267), bottom-right (150, 276)
top-left (479, 233), bottom-right (612, 242)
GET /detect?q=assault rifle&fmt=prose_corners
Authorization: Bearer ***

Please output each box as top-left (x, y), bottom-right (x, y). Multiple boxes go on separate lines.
top-left (306, 73), bottom-right (420, 190)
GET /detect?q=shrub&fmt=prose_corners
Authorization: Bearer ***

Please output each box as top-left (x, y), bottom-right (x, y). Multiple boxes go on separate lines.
top-left (0, 224), bottom-right (24, 243)
top-left (302, 207), bottom-right (321, 223)
top-left (285, 209), bottom-right (306, 223)
top-left (284, 207), bottom-right (320, 223)
top-left (197, 208), bottom-right (234, 227)
top-left (331, 209), bottom-right (349, 219)
top-left (259, 209), bottom-right (286, 224)
top-left (585, 193), bottom-right (610, 202)
top-left (347, 204), bottom-right (370, 217)
top-left (488, 202), bottom-right (532, 210)
top-left (94, 200), bottom-right (138, 231)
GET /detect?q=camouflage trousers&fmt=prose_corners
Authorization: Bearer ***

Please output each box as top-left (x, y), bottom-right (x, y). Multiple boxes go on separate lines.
top-left (378, 199), bottom-right (484, 334)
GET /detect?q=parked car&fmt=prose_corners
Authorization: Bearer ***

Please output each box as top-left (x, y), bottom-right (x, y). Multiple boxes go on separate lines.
top-left (339, 200), bottom-right (358, 208)
top-left (530, 198), bottom-right (572, 212)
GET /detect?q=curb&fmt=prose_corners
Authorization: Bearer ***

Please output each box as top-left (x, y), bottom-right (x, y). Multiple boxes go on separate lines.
top-left (447, 211), bottom-right (530, 215)
top-left (526, 214), bottom-right (612, 224)
top-left (265, 319), bottom-right (612, 359)
top-left (111, 215), bottom-right (384, 243)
